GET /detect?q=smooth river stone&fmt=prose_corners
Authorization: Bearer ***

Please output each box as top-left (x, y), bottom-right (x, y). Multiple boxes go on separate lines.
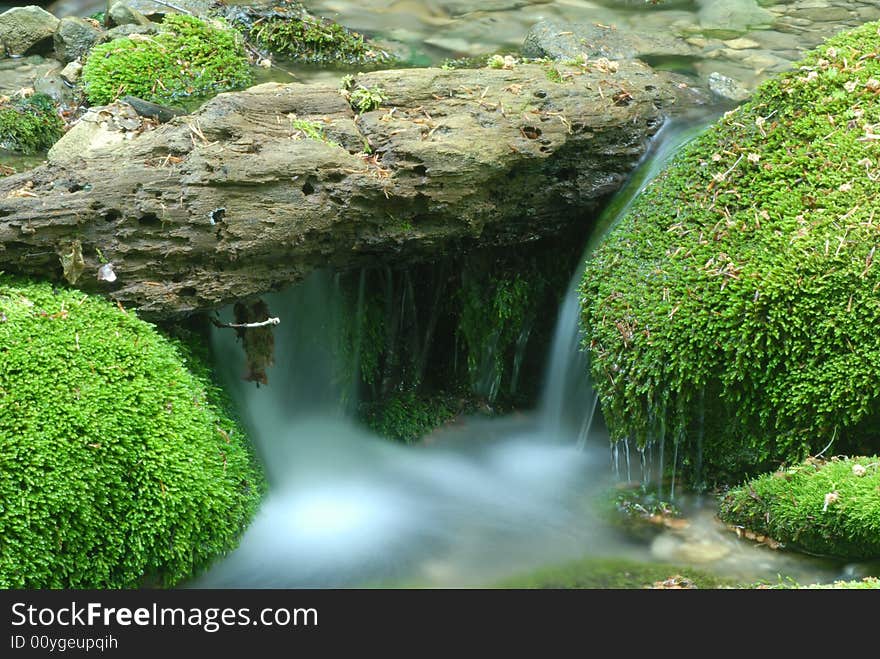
top-left (723, 37), bottom-right (761, 50)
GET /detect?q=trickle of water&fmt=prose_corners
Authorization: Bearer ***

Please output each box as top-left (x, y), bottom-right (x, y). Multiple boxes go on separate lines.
top-left (508, 322), bottom-right (533, 397)
top-left (575, 393), bottom-right (599, 451)
top-left (670, 432), bottom-right (681, 501)
top-left (541, 116), bottom-right (714, 453)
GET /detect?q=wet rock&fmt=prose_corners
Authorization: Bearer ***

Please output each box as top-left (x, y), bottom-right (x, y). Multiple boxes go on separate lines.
top-left (60, 60), bottom-right (82, 84)
top-left (723, 37), bottom-right (760, 50)
top-left (103, 23), bottom-right (158, 40)
top-left (0, 6), bottom-right (61, 57)
top-left (522, 20), bottom-right (700, 62)
top-left (856, 5), bottom-right (880, 21)
top-left (105, 0), bottom-right (214, 19)
top-left (650, 531), bottom-right (731, 563)
top-left (676, 540), bottom-right (731, 563)
top-left (739, 51), bottom-right (792, 74)
top-left (707, 71), bottom-right (751, 101)
top-left (802, 7), bottom-right (854, 21)
top-left (442, 0), bottom-right (531, 16)
top-left (33, 67), bottom-right (79, 107)
top-left (54, 16), bottom-right (104, 62)
top-left (107, 2), bottom-right (152, 27)
top-left (697, 0), bottom-right (774, 34)
top-left (747, 29), bottom-right (802, 53)
top-left (0, 55), bottom-right (59, 96)
top-left (0, 61), bottom-right (703, 318)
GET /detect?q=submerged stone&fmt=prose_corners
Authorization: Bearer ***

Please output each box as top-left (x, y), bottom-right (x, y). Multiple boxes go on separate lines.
top-left (707, 71), bottom-right (751, 101)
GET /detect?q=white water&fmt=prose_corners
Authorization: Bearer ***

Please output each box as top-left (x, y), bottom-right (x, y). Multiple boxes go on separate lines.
top-left (194, 117), bottom-right (850, 588)
top-left (195, 269), bottom-right (614, 587)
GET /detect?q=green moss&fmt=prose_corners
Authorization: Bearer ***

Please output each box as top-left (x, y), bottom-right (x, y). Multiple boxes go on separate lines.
top-left (361, 390), bottom-right (455, 444)
top-left (0, 94), bottom-right (64, 155)
top-left (544, 64), bottom-right (565, 83)
top-left (498, 557), bottom-right (743, 589)
top-left (349, 86), bottom-right (386, 114)
top-left (718, 456), bottom-right (880, 560)
top-left (458, 267), bottom-right (545, 403)
top-left (579, 22), bottom-right (880, 486)
top-left (81, 14), bottom-right (252, 106)
top-left (793, 577), bottom-right (880, 589)
top-left (440, 54), bottom-right (491, 70)
top-left (289, 117), bottom-right (340, 146)
top-left (242, 1), bottom-right (389, 66)
top-left (0, 276), bottom-right (265, 588)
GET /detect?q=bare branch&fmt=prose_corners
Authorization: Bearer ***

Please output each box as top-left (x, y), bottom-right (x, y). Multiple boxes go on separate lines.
top-left (211, 317), bottom-right (280, 329)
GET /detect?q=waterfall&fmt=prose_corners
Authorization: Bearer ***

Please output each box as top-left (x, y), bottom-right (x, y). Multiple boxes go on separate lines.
top-left (196, 270), bottom-right (610, 588)
top-left (194, 115), bottom-right (715, 589)
top-left (537, 116), bottom-right (714, 454)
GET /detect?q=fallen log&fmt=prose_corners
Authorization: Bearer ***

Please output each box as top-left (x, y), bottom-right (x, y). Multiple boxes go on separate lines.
top-left (0, 61), bottom-right (704, 319)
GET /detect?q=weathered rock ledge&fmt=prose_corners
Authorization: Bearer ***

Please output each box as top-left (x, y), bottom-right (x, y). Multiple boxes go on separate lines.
top-left (0, 62), bottom-right (704, 319)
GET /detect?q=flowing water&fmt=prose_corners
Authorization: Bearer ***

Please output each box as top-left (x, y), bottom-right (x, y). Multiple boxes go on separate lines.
top-left (7, 0), bottom-right (877, 587)
top-left (194, 118), bottom-right (867, 589)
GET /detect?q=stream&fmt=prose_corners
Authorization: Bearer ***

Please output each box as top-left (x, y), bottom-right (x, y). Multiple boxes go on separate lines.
top-left (6, 0), bottom-right (878, 588)
top-left (194, 118), bottom-right (869, 589)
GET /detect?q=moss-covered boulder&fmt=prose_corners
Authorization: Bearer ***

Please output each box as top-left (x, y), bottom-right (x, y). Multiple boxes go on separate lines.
top-left (498, 556), bottom-right (742, 589)
top-left (579, 22), bottom-right (880, 486)
top-left (0, 93), bottom-right (64, 154)
top-left (228, 0), bottom-right (393, 66)
top-left (0, 276), bottom-right (264, 588)
top-left (719, 457), bottom-right (880, 560)
top-left (81, 13), bottom-right (252, 106)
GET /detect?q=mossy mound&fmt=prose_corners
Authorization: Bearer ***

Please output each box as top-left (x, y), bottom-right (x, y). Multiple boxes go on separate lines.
top-left (233, 0), bottom-right (391, 66)
top-left (0, 276), bottom-right (264, 588)
top-left (361, 391), bottom-right (458, 443)
top-left (498, 556), bottom-right (742, 589)
top-left (719, 456), bottom-right (880, 560)
top-left (793, 577), bottom-right (880, 589)
top-left (0, 93), bottom-right (64, 154)
top-left (81, 14), bottom-right (252, 106)
top-left (579, 22), bottom-right (880, 486)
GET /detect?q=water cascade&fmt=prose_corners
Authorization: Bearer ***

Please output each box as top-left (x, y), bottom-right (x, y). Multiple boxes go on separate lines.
top-left (195, 116), bottom-right (844, 588)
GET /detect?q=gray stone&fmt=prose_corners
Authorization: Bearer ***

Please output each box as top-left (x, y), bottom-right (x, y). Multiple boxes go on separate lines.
top-left (61, 60), bottom-right (83, 84)
top-left (747, 29), bottom-right (802, 53)
top-left (697, 0), bottom-right (775, 32)
top-left (856, 6), bottom-right (880, 21)
top-left (707, 71), bottom-right (751, 102)
top-left (522, 20), bottom-right (700, 62)
top-left (105, 0), bottom-right (214, 18)
top-left (54, 16), bottom-right (104, 63)
top-left (107, 2), bottom-right (152, 28)
top-left (103, 23), bottom-right (158, 40)
top-left (796, 7), bottom-right (853, 21)
top-left (723, 37), bottom-right (761, 50)
top-left (33, 67), bottom-right (79, 107)
top-left (0, 6), bottom-right (61, 57)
